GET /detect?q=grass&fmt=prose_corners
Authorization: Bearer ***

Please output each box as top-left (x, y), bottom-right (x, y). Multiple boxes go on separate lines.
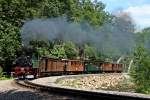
top-left (0, 75), bottom-right (13, 80)
top-left (0, 67), bottom-right (13, 80)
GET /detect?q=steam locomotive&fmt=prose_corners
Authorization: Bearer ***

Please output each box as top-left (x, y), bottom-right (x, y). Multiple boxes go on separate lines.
top-left (12, 55), bottom-right (124, 79)
top-left (12, 46), bottom-right (123, 79)
top-left (12, 55), bottom-right (38, 79)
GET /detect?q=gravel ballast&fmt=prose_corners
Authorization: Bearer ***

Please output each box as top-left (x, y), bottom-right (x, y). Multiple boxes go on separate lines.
top-left (30, 74), bottom-right (150, 99)
top-left (56, 73), bottom-right (135, 92)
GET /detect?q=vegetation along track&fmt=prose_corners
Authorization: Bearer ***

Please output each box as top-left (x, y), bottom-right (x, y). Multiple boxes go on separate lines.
top-left (14, 78), bottom-right (150, 100)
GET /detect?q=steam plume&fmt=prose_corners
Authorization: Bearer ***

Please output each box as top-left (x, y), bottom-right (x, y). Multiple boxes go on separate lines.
top-left (21, 12), bottom-right (136, 57)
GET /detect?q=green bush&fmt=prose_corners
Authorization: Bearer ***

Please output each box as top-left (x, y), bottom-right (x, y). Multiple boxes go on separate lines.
top-left (0, 67), bottom-right (3, 78)
top-left (50, 45), bottom-right (67, 59)
top-left (37, 47), bottom-right (51, 57)
top-left (84, 44), bottom-right (101, 60)
top-left (130, 46), bottom-right (150, 94)
top-left (64, 41), bottom-right (79, 59)
top-left (0, 66), bottom-right (13, 80)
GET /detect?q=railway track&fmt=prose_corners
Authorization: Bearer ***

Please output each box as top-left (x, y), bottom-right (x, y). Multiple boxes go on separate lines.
top-left (14, 78), bottom-right (150, 100)
top-left (14, 79), bottom-right (86, 100)
top-left (14, 79), bottom-right (37, 89)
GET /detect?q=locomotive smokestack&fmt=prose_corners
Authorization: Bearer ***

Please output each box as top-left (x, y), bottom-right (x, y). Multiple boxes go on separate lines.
top-left (79, 45), bottom-right (84, 60)
top-left (22, 46), bottom-right (36, 57)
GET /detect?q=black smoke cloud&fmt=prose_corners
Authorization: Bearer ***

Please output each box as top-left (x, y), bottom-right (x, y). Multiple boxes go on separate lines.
top-left (21, 14), bottom-right (136, 57)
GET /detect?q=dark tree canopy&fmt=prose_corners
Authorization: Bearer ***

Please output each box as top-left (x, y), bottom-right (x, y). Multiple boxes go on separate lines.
top-left (0, 0), bottom-right (111, 70)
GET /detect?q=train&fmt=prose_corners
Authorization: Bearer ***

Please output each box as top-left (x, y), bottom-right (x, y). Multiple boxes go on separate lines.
top-left (39, 57), bottom-right (124, 77)
top-left (12, 55), bottom-right (38, 79)
top-left (12, 56), bottom-right (124, 79)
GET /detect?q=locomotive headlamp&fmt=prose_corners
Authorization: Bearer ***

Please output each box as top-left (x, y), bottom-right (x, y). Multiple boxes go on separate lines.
top-left (21, 68), bottom-right (24, 71)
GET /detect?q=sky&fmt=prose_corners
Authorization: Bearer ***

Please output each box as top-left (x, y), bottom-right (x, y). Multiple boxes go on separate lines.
top-left (98, 0), bottom-right (150, 29)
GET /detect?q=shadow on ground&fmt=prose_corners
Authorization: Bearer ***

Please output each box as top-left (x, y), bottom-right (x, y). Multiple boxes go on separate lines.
top-left (0, 89), bottom-right (83, 100)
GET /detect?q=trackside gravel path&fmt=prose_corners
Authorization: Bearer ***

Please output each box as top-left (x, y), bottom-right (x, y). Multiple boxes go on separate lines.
top-left (0, 80), bottom-right (86, 100)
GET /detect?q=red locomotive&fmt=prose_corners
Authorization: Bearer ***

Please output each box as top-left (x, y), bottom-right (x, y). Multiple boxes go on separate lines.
top-left (12, 55), bottom-right (38, 79)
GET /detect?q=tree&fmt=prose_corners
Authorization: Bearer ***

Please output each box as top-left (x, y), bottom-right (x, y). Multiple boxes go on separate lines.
top-left (0, 0), bottom-right (111, 71)
top-left (0, 0), bottom-right (42, 27)
top-left (50, 45), bottom-right (67, 59)
top-left (64, 41), bottom-right (79, 59)
top-left (136, 27), bottom-right (150, 47)
top-left (0, 0), bottom-right (42, 70)
top-left (84, 44), bottom-right (100, 60)
top-left (0, 67), bottom-right (3, 78)
top-left (36, 47), bottom-right (50, 57)
top-left (40, 0), bottom-right (65, 17)
top-left (41, 0), bottom-right (111, 26)
top-left (0, 20), bottom-right (21, 70)
top-left (65, 0), bottom-right (111, 26)
top-left (130, 45), bottom-right (150, 94)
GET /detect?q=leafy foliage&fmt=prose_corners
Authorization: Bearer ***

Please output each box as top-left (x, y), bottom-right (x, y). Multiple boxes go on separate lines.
top-left (36, 47), bottom-right (50, 57)
top-left (41, 0), bottom-right (111, 25)
top-left (0, 0), bottom-right (42, 69)
top-left (64, 41), bottom-right (79, 59)
top-left (0, 0), bottom-right (111, 70)
top-left (84, 44), bottom-right (101, 60)
top-left (0, 0), bottom-right (42, 27)
top-left (50, 44), bottom-right (67, 59)
top-left (136, 27), bottom-right (150, 47)
top-left (40, 0), bottom-right (66, 17)
top-left (0, 20), bottom-right (21, 68)
top-left (0, 67), bottom-right (3, 78)
top-left (66, 0), bottom-right (111, 26)
top-left (130, 45), bottom-right (150, 94)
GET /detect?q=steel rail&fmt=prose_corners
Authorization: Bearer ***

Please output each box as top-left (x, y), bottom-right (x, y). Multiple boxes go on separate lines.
top-left (14, 79), bottom-right (150, 100)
